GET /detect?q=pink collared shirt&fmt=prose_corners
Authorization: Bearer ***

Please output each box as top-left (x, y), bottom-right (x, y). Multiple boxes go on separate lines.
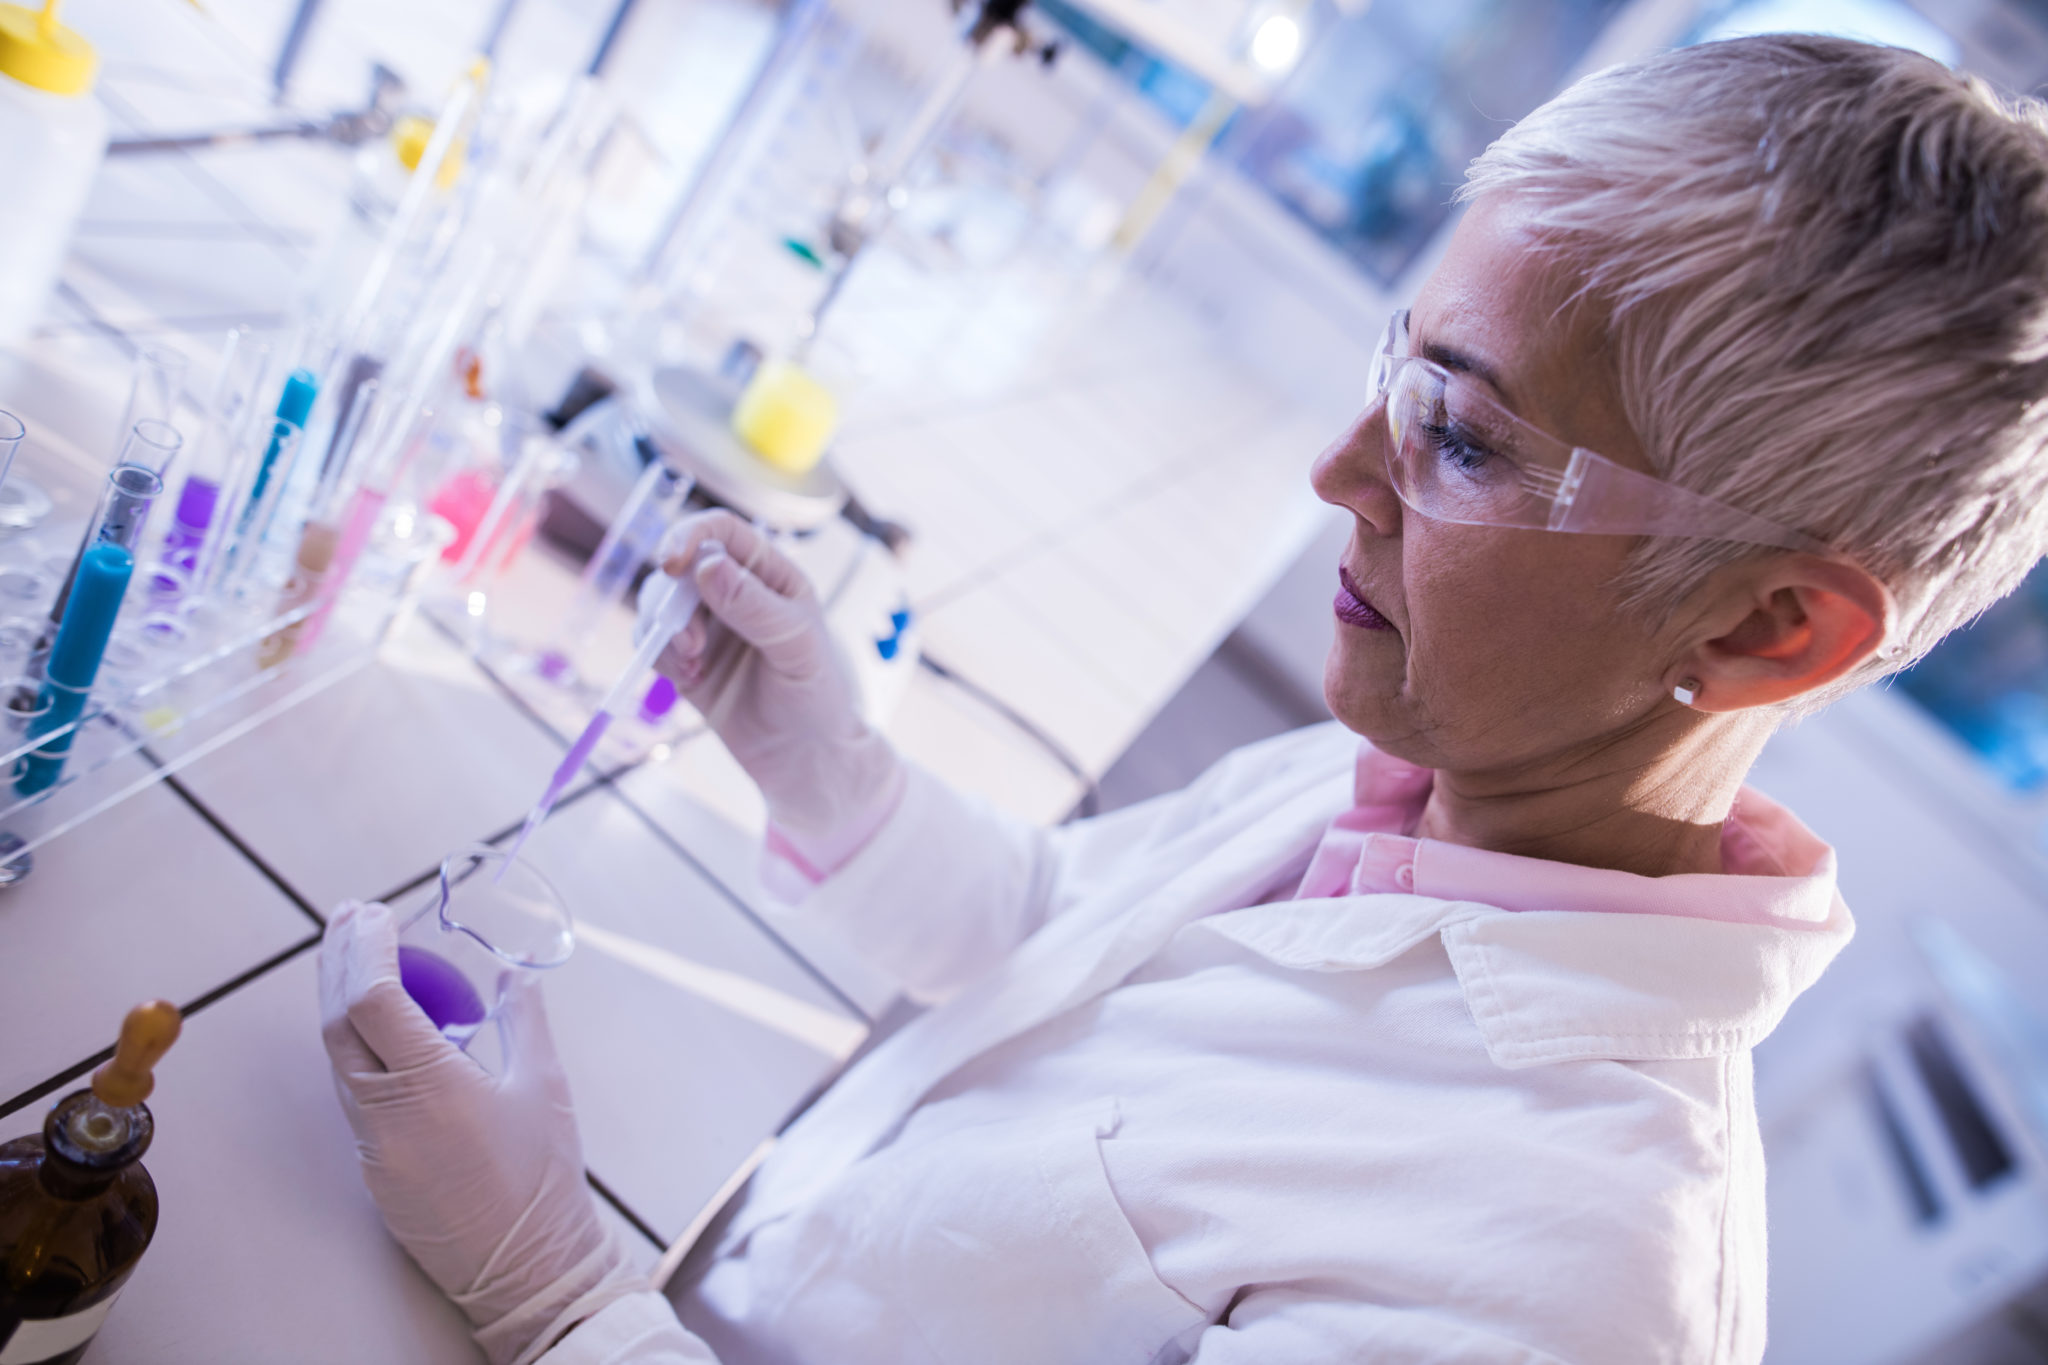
top-left (1295, 742), bottom-right (1840, 927)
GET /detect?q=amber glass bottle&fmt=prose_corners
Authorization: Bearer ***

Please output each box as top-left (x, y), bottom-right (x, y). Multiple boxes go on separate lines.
top-left (0, 1002), bottom-right (180, 1364)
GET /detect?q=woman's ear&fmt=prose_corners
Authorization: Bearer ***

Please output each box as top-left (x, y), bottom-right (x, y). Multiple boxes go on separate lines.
top-left (1676, 555), bottom-right (1895, 712)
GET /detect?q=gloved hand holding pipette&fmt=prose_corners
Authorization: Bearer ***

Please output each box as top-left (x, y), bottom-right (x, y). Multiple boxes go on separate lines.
top-left (636, 510), bottom-right (904, 874)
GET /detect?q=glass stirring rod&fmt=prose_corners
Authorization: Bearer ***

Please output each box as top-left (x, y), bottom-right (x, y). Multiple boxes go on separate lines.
top-left (502, 571), bottom-right (702, 870)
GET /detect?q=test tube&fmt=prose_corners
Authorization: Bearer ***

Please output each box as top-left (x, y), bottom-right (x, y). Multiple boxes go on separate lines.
top-left (107, 418), bottom-right (181, 480)
top-left (16, 542), bottom-right (137, 796)
top-left (315, 353), bottom-right (385, 479)
top-left (161, 329), bottom-right (275, 586)
top-left (334, 73), bottom-right (480, 360)
top-left (45, 421), bottom-right (182, 637)
top-left (115, 345), bottom-right (188, 459)
top-left (290, 402), bottom-right (437, 657)
top-left (84, 464), bottom-right (167, 556)
top-left (185, 352), bottom-right (301, 604)
top-left (239, 369), bottom-right (320, 528)
top-left (538, 447), bottom-right (691, 682)
top-left (211, 418), bottom-right (307, 603)
top-left (202, 363), bottom-right (317, 604)
top-left (259, 379), bottom-right (383, 667)
top-left (449, 422), bottom-right (557, 586)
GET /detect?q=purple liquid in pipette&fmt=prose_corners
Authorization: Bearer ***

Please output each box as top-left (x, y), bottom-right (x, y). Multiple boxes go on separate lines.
top-left (399, 945), bottom-right (486, 1035)
top-left (639, 675), bottom-right (677, 724)
top-left (500, 709), bottom-right (612, 873)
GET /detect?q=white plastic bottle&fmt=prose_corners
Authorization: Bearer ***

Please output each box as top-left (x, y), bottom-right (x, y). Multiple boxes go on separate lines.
top-left (0, 0), bottom-right (105, 346)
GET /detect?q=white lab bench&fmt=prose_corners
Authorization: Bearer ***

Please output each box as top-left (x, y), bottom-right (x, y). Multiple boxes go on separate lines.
top-left (0, 5), bottom-right (1349, 1362)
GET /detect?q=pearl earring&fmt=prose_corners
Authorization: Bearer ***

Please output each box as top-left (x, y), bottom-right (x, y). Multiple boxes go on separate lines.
top-left (1673, 678), bottom-right (1701, 707)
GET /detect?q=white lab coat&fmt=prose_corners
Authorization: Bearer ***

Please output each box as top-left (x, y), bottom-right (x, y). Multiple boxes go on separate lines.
top-left (539, 722), bottom-right (1852, 1364)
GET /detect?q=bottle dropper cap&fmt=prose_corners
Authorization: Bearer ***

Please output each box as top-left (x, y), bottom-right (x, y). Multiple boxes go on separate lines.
top-left (91, 999), bottom-right (182, 1108)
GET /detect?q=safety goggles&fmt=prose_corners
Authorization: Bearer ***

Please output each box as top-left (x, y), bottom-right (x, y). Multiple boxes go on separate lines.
top-left (1369, 310), bottom-right (1830, 553)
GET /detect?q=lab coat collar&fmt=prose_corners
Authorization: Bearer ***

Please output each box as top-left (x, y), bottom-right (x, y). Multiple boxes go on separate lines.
top-left (1202, 888), bottom-right (1852, 1067)
top-left (1213, 741), bottom-right (1856, 1067)
top-left (1236, 736), bottom-right (1867, 1064)
top-left (1302, 744), bottom-right (1842, 926)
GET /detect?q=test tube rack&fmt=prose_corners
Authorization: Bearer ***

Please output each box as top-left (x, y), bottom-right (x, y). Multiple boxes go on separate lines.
top-left (0, 432), bottom-right (443, 879)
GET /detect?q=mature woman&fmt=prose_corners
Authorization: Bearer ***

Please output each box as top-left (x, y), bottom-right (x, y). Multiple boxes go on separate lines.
top-left (321, 33), bottom-right (2048, 1365)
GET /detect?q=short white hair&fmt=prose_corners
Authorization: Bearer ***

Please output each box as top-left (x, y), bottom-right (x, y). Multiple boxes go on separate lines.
top-left (1462, 34), bottom-right (2048, 696)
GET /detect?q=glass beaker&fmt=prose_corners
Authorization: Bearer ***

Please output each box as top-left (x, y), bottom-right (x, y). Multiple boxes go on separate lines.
top-left (396, 844), bottom-right (574, 1047)
top-left (0, 410), bottom-right (22, 491)
top-left (0, 406), bottom-right (49, 531)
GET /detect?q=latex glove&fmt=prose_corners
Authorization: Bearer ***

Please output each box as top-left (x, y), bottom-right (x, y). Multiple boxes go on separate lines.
top-left (638, 509), bottom-right (901, 855)
top-left (319, 900), bottom-right (642, 1365)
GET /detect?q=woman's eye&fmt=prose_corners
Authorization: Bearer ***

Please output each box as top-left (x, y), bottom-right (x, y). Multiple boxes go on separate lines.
top-left (1418, 419), bottom-right (1499, 475)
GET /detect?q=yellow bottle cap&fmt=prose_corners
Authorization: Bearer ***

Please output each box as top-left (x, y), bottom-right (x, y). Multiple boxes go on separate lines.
top-left (0, 0), bottom-right (96, 97)
top-left (732, 359), bottom-right (840, 475)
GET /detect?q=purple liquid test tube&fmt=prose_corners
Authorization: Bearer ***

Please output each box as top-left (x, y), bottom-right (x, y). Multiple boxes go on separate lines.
top-left (162, 475), bottom-right (220, 571)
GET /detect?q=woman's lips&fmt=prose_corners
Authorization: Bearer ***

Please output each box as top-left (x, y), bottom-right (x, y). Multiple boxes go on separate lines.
top-left (1334, 566), bottom-right (1394, 631)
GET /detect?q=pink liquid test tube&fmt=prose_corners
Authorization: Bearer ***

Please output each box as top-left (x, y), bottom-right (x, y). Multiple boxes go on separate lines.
top-left (428, 468), bottom-right (499, 564)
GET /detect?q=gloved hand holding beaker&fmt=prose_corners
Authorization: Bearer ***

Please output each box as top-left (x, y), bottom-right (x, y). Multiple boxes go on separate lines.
top-left (640, 509), bottom-right (903, 866)
top-left (319, 900), bottom-right (642, 1365)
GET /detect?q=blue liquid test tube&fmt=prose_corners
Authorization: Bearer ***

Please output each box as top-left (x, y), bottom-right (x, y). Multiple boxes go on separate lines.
top-left (45, 422), bottom-right (180, 635)
top-left (213, 418), bottom-right (306, 601)
top-left (208, 368), bottom-right (316, 601)
top-left (243, 368), bottom-right (318, 517)
top-left (17, 542), bottom-right (137, 796)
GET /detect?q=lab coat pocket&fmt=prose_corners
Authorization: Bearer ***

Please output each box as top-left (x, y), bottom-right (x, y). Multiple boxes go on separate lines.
top-left (897, 1106), bottom-right (1209, 1365)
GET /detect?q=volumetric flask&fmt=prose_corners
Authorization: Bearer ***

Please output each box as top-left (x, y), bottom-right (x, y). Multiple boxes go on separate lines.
top-left (397, 844), bottom-right (574, 1047)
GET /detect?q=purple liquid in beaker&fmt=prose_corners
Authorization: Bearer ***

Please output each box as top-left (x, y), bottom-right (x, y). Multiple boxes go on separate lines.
top-left (398, 945), bottom-right (487, 1036)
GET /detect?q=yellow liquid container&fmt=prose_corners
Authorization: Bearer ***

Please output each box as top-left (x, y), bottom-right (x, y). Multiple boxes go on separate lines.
top-left (731, 359), bottom-right (838, 475)
top-left (391, 114), bottom-right (467, 190)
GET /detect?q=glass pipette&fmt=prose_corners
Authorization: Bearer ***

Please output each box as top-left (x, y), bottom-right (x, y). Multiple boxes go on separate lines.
top-left (502, 571), bottom-right (701, 868)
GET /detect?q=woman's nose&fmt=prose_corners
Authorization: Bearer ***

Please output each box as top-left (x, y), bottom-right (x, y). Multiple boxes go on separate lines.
top-left (1311, 400), bottom-right (1403, 537)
